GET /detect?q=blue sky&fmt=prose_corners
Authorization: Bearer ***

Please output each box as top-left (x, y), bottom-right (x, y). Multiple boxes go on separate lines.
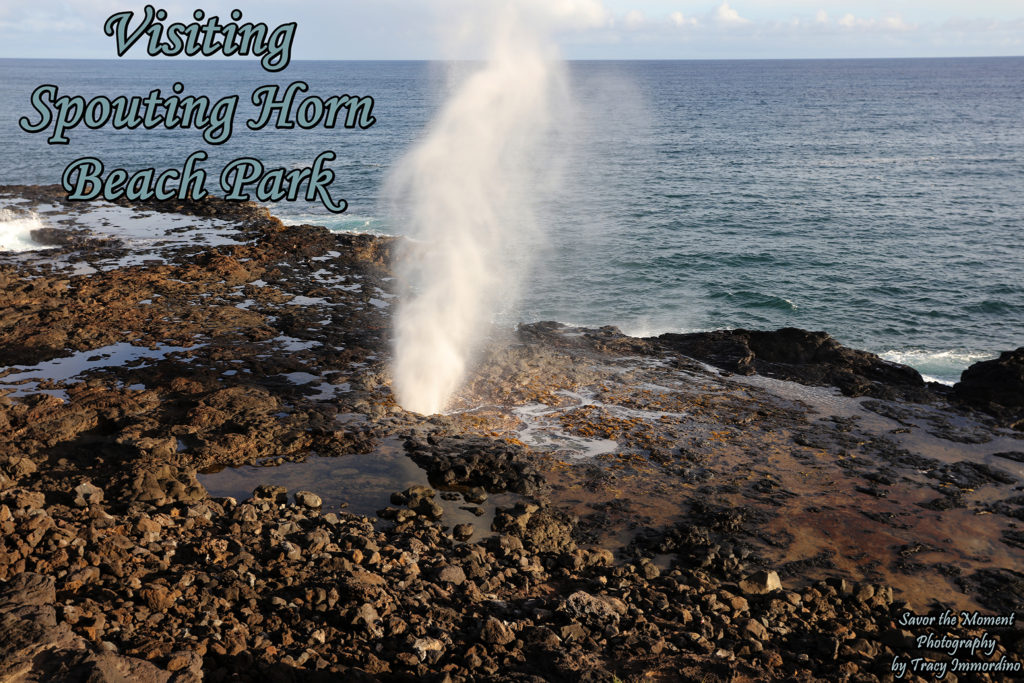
top-left (0, 1), bottom-right (1021, 60)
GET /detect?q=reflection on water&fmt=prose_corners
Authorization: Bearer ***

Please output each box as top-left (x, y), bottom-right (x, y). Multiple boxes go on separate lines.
top-left (200, 438), bottom-right (515, 542)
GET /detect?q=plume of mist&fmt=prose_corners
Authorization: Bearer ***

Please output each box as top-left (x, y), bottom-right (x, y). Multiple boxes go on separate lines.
top-left (387, 1), bottom-right (603, 415)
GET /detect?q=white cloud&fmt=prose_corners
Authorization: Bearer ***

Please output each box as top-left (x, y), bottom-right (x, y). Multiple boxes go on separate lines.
top-left (624, 9), bottom-right (645, 29)
top-left (714, 2), bottom-right (750, 25)
top-left (837, 12), bottom-right (915, 32)
top-left (670, 11), bottom-right (698, 28)
top-left (539, 0), bottom-right (611, 29)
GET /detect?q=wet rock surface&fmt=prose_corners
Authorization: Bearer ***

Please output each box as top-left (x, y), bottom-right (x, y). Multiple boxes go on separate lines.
top-left (1, 186), bottom-right (1023, 681)
top-left (654, 327), bottom-right (929, 400)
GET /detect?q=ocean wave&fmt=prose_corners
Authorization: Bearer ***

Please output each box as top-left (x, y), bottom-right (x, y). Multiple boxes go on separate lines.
top-left (0, 209), bottom-right (54, 253)
top-left (965, 299), bottom-right (1020, 314)
top-left (275, 211), bottom-right (391, 236)
top-left (879, 348), bottom-right (995, 385)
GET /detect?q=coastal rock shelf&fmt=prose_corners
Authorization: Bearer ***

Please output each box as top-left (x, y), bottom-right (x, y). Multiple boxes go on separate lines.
top-left (0, 185), bottom-right (1022, 682)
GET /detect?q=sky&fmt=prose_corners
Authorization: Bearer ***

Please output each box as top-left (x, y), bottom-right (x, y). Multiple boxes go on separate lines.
top-left (0, 0), bottom-right (1022, 60)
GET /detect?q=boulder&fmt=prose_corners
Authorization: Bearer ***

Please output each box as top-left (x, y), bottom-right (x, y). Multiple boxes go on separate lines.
top-left (740, 570), bottom-right (783, 595)
top-left (955, 347), bottom-right (1024, 428)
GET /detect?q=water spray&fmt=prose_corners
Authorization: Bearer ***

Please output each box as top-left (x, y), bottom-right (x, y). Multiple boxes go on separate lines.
top-left (388, 1), bottom-right (603, 414)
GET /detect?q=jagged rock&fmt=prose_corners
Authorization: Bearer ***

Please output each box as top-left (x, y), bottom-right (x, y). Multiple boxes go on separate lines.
top-left (955, 347), bottom-right (1024, 428)
top-left (7, 488), bottom-right (45, 510)
top-left (0, 573), bottom-right (78, 680)
top-left (657, 327), bottom-right (926, 399)
top-left (128, 466), bottom-right (206, 506)
top-left (492, 504), bottom-right (576, 554)
top-left (740, 570), bottom-right (783, 595)
top-left (0, 456), bottom-right (37, 480)
top-left (413, 637), bottom-right (445, 661)
top-left (744, 618), bottom-right (769, 640)
top-left (75, 651), bottom-right (173, 682)
top-left (480, 617), bottom-right (515, 645)
top-left (165, 650), bottom-right (203, 683)
top-left (558, 591), bottom-right (626, 624)
top-left (73, 481), bottom-right (104, 507)
top-left (435, 565), bottom-right (467, 586)
top-left (252, 485), bottom-right (288, 505)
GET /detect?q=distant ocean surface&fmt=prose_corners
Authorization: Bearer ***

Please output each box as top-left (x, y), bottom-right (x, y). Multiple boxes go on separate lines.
top-left (1, 58), bottom-right (1022, 383)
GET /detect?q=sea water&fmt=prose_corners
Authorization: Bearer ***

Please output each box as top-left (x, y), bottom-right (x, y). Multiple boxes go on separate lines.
top-left (1, 57), bottom-right (1021, 383)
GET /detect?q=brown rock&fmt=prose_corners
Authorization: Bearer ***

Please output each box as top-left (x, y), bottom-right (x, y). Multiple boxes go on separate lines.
top-left (480, 617), bottom-right (515, 645)
top-left (739, 570), bottom-right (782, 595)
top-left (295, 490), bottom-right (322, 509)
top-left (252, 484), bottom-right (288, 505)
top-left (73, 480), bottom-right (104, 507)
top-left (744, 618), bottom-right (769, 640)
top-left (435, 564), bottom-right (467, 586)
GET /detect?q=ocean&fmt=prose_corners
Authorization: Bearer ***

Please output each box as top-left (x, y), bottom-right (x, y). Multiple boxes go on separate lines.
top-left (1, 57), bottom-right (1021, 383)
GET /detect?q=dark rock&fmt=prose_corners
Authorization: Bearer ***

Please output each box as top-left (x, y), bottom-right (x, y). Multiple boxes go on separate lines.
top-left (657, 327), bottom-right (927, 399)
top-left (465, 487), bottom-right (488, 504)
top-left (403, 435), bottom-right (546, 497)
top-left (558, 591), bottom-right (626, 624)
top-left (492, 503), bottom-right (576, 553)
top-left (955, 348), bottom-right (1024, 428)
top-left (994, 451), bottom-right (1024, 463)
top-left (391, 485), bottom-right (435, 506)
top-left (413, 497), bottom-right (444, 520)
top-left (253, 484), bottom-right (288, 505)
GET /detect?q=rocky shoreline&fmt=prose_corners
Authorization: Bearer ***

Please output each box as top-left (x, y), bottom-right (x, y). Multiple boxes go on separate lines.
top-left (1, 186), bottom-right (1022, 682)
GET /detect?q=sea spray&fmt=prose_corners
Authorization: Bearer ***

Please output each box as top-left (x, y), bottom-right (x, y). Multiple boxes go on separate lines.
top-left (388, 1), bottom-right (603, 414)
top-left (0, 209), bottom-right (52, 253)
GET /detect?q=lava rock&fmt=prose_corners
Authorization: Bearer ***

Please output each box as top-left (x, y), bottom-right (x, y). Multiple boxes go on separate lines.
top-left (955, 347), bottom-right (1024, 428)
top-left (73, 480), bottom-right (104, 507)
top-left (295, 490), bottom-right (323, 509)
top-left (739, 570), bottom-right (783, 595)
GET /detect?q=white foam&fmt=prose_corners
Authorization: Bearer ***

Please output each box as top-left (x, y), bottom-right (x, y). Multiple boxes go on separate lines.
top-left (0, 209), bottom-right (55, 253)
top-left (272, 335), bottom-right (321, 351)
top-left (509, 381), bottom-right (690, 460)
top-left (880, 348), bottom-right (994, 385)
top-left (278, 213), bottom-right (389, 235)
top-left (286, 295), bottom-right (331, 306)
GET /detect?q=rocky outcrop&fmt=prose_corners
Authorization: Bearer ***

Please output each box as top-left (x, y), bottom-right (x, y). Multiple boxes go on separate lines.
top-left (657, 327), bottom-right (927, 399)
top-left (955, 347), bottom-right (1024, 429)
top-left (2, 186), bottom-right (1021, 682)
top-left (403, 434), bottom-right (547, 497)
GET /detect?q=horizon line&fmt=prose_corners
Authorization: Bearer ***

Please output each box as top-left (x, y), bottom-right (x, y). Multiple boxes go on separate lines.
top-left (0, 54), bottom-right (1022, 63)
